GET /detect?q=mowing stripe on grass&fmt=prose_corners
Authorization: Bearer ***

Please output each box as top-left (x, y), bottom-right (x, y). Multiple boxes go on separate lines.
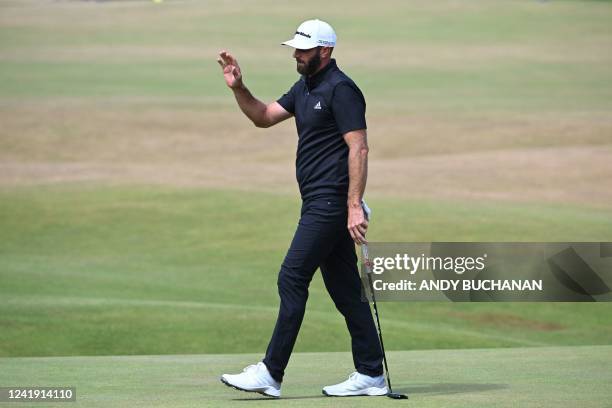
top-left (3, 294), bottom-right (550, 348)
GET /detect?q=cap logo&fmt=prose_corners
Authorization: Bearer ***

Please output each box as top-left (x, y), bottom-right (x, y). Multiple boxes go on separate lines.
top-left (295, 31), bottom-right (312, 38)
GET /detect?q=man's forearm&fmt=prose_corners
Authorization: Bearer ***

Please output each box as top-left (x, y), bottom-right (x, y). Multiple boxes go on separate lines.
top-left (347, 143), bottom-right (368, 209)
top-left (232, 85), bottom-right (269, 127)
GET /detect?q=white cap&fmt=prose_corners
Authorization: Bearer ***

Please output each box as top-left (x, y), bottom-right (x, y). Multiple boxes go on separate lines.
top-left (281, 19), bottom-right (337, 50)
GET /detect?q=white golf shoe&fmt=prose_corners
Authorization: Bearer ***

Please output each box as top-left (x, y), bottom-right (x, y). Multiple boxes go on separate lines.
top-left (220, 362), bottom-right (281, 398)
top-left (322, 372), bottom-right (388, 397)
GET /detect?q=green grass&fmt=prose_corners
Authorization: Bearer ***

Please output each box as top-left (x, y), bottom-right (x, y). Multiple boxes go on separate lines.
top-left (1, 0), bottom-right (611, 389)
top-left (1, 346), bottom-right (611, 407)
top-left (1, 0), bottom-right (611, 111)
top-left (0, 3), bottom-right (611, 406)
top-left (1, 185), bottom-right (611, 357)
top-left (2, 60), bottom-right (609, 112)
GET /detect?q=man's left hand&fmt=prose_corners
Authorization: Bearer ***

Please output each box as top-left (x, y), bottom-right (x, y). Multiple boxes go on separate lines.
top-left (348, 205), bottom-right (368, 245)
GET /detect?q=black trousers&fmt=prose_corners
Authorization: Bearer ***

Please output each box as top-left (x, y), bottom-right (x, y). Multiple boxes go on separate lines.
top-left (262, 196), bottom-right (384, 383)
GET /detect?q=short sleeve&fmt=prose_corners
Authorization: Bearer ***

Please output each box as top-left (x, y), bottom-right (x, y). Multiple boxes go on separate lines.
top-left (331, 82), bottom-right (367, 135)
top-left (276, 82), bottom-right (298, 114)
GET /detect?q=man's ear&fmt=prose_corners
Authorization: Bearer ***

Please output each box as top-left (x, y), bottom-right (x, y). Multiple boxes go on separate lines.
top-left (321, 47), bottom-right (333, 59)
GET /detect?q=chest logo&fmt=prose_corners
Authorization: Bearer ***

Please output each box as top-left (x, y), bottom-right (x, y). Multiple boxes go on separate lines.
top-left (314, 101), bottom-right (322, 110)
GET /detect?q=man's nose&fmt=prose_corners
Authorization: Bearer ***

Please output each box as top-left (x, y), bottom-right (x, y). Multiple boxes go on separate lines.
top-left (292, 49), bottom-right (298, 59)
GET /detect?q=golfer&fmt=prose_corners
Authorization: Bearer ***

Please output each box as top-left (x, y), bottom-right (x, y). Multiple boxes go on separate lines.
top-left (217, 19), bottom-right (386, 398)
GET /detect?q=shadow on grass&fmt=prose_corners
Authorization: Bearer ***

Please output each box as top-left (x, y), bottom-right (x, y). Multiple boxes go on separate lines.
top-left (396, 382), bottom-right (508, 396)
top-left (232, 383), bottom-right (508, 401)
top-left (233, 396), bottom-right (325, 401)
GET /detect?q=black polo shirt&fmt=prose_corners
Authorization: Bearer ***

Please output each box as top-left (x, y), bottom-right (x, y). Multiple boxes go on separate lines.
top-left (277, 59), bottom-right (367, 200)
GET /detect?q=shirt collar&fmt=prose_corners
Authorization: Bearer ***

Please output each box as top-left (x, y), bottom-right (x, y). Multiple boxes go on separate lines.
top-left (303, 59), bottom-right (337, 90)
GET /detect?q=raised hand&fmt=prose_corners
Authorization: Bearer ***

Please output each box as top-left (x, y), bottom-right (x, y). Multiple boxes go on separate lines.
top-left (217, 50), bottom-right (243, 89)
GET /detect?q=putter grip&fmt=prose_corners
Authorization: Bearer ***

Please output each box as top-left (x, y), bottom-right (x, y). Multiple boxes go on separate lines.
top-left (360, 200), bottom-right (372, 274)
top-left (361, 200), bottom-right (371, 221)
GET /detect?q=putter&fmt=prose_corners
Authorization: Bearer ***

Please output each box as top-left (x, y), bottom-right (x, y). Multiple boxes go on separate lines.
top-left (361, 201), bottom-right (408, 400)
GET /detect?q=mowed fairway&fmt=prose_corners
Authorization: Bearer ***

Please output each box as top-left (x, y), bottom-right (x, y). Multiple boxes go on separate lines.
top-left (1, 186), bottom-right (612, 357)
top-left (1, 0), bottom-right (612, 407)
top-left (1, 346), bottom-right (611, 408)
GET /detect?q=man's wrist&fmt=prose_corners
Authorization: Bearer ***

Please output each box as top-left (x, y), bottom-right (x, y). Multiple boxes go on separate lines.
top-left (231, 81), bottom-right (246, 91)
top-left (347, 200), bottom-right (362, 209)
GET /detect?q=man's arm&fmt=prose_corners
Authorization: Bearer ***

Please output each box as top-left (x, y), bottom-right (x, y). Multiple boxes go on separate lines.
top-left (344, 129), bottom-right (369, 245)
top-left (217, 50), bottom-right (292, 128)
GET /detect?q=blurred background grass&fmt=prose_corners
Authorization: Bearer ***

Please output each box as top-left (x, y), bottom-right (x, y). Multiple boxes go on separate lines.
top-left (1, 0), bottom-right (611, 357)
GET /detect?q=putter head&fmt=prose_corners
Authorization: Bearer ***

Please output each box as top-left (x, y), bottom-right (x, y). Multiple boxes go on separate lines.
top-left (387, 392), bottom-right (408, 399)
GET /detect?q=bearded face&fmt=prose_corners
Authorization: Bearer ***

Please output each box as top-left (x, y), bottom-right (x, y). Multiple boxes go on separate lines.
top-left (295, 47), bottom-right (322, 76)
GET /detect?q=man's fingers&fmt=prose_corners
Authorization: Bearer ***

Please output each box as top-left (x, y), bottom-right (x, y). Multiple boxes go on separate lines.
top-left (218, 50), bottom-right (233, 66)
top-left (348, 227), bottom-right (357, 244)
top-left (356, 229), bottom-right (368, 244)
top-left (347, 211), bottom-right (369, 245)
top-left (217, 58), bottom-right (225, 68)
top-left (228, 54), bottom-right (238, 66)
top-left (222, 51), bottom-right (237, 66)
top-left (350, 226), bottom-right (367, 245)
top-left (349, 226), bottom-right (363, 245)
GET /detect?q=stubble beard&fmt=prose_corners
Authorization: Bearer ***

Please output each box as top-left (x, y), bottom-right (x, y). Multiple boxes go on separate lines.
top-left (296, 49), bottom-right (321, 76)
